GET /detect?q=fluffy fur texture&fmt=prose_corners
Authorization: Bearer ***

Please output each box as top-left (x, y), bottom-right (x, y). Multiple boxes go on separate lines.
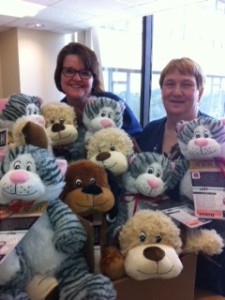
top-left (86, 127), bottom-right (134, 176)
top-left (83, 96), bottom-right (125, 141)
top-left (41, 102), bottom-right (86, 162)
top-left (0, 145), bottom-right (116, 300)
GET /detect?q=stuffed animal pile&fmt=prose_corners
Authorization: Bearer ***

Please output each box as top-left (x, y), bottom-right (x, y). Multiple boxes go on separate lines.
top-left (0, 126), bottom-right (116, 300)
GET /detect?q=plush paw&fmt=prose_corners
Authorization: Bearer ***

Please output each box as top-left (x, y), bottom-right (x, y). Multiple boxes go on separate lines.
top-left (25, 274), bottom-right (58, 300)
top-left (184, 229), bottom-right (224, 255)
top-left (100, 246), bottom-right (125, 281)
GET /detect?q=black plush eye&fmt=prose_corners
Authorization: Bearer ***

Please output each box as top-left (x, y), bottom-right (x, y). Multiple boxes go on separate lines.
top-left (90, 177), bottom-right (96, 184)
top-left (50, 119), bottom-right (55, 124)
top-left (14, 164), bottom-right (21, 170)
top-left (26, 165), bottom-right (31, 171)
top-left (110, 145), bottom-right (116, 151)
top-left (204, 133), bottom-right (209, 138)
top-left (59, 118), bottom-right (64, 125)
top-left (139, 231), bottom-right (146, 242)
top-left (155, 234), bottom-right (161, 243)
top-left (156, 170), bottom-right (161, 177)
top-left (148, 167), bottom-right (154, 174)
top-left (101, 112), bottom-right (106, 117)
top-left (75, 179), bottom-right (82, 187)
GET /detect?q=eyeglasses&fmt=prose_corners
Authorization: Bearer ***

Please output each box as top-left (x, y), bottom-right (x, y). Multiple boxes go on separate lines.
top-left (62, 67), bottom-right (93, 79)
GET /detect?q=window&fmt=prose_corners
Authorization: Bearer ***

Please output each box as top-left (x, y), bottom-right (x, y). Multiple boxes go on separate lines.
top-left (151, 0), bottom-right (225, 120)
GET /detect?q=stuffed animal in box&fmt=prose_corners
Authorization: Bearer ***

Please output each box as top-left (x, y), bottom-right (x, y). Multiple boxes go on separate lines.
top-left (100, 151), bottom-right (187, 280)
top-left (115, 209), bottom-right (223, 281)
top-left (0, 145), bottom-right (116, 300)
top-left (176, 117), bottom-right (225, 201)
top-left (83, 96), bottom-right (125, 142)
top-left (40, 102), bottom-right (86, 162)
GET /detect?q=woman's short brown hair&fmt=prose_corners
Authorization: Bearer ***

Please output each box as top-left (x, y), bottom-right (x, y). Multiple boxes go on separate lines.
top-left (54, 42), bottom-right (103, 93)
top-left (159, 57), bottom-right (205, 90)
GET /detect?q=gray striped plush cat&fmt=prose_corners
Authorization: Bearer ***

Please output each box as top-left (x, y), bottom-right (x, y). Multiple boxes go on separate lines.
top-left (83, 96), bottom-right (125, 141)
top-left (0, 145), bottom-right (116, 300)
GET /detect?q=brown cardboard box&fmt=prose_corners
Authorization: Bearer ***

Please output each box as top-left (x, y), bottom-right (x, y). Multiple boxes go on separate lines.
top-left (114, 253), bottom-right (197, 300)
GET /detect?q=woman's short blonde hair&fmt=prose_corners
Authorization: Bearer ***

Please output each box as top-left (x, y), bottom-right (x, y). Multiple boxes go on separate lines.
top-left (159, 57), bottom-right (205, 89)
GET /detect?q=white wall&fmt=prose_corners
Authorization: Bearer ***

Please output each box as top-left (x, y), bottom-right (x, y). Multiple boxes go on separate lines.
top-left (17, 28), bottom-right (66, 102)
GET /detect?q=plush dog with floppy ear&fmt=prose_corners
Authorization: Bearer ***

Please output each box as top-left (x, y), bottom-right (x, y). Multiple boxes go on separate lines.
top-left (101, 209), bottom-right (224, 282)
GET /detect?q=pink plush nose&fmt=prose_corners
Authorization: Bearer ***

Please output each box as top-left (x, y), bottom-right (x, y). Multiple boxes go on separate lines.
top-left (147, 178), bottom-right (159, 189)
top-left (9, 171), bottom-right (29, 184)
top-left (194, 138), bottom-right (208, 147)
top-left (100, 119), bottom-right (113, 128)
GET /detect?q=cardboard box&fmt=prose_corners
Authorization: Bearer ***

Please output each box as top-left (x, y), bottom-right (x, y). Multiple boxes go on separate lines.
top-left (114, 253), bottom-right (197, 300)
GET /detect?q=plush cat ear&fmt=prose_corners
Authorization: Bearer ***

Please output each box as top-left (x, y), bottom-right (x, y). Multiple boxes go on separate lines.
top-left (176, 120), bottom-right (188, 134)
top-left (56, 159), bottom-right (68, 176)
top-left (118, 100), bottom-right (126, 113)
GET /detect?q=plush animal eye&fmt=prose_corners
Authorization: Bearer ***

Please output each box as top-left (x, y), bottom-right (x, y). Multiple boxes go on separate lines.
top-left (14, 163), bottom-right (21, 170)
top-left (90, 177), bottom-right (96, 184)
top-left (155, 235), bottom-right (162, 243)
top-left (101, 112), bottom-right (106, 117)
top-left (75, 179), bottom-right (82, 187)
top-left (108, 112), bottom-right (113, 119)
top-left (110, 145), bottom-right (116, 151)
top-left (50, 118), bottom-right (55, 124)
top-left (26, 166), bottom-right (31, 171)
top-left (156, 171), bottom-right (161, 177)
top-left (148, 167), bottom-right (154, 174)
top-left (203, 131), bottom-right (209, 138)
top-left (59, 118), bottom-right (64, 124)
top-left (139, 231), bottom-right (146, 242)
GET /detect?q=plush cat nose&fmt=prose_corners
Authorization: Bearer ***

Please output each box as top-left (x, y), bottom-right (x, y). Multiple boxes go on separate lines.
top-left (147, 178), bottom-right (159, 189)
top-left (100, 119), bottom-right (113, 128)
top-left (194, 138), bottom-right (208, 147)
top-left (9, 170), bottom-right (29, 184)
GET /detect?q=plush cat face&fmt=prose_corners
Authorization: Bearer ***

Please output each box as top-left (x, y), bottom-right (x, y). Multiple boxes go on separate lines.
top-left (122, 152), bottom-right (185, 197)
top-left (176, 117), bottom-right (225, 159)
top-left (83, 96), bottom-right (125, 132)
top-left (0, 145), bottom-right (67, 204)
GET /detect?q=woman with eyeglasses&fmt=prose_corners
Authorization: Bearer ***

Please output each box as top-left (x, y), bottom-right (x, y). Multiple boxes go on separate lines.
top-left (54, 42), bottom-right (142, 136)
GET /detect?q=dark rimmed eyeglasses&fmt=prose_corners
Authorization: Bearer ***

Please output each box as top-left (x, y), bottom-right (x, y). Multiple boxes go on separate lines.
top-left (62, 67), bottom-right (93, 79)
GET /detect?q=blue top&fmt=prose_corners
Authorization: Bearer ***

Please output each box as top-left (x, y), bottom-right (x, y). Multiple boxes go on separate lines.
top-left (61, 91), bottom-right (142, 137)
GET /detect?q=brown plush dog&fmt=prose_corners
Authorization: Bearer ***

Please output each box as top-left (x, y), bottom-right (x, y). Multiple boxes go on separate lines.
top-left (60, 159), bottom-right (115, 217)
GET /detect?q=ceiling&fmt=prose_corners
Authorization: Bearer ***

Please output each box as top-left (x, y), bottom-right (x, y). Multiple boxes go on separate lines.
top-left (0, 0), bottom-right (210, 34)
